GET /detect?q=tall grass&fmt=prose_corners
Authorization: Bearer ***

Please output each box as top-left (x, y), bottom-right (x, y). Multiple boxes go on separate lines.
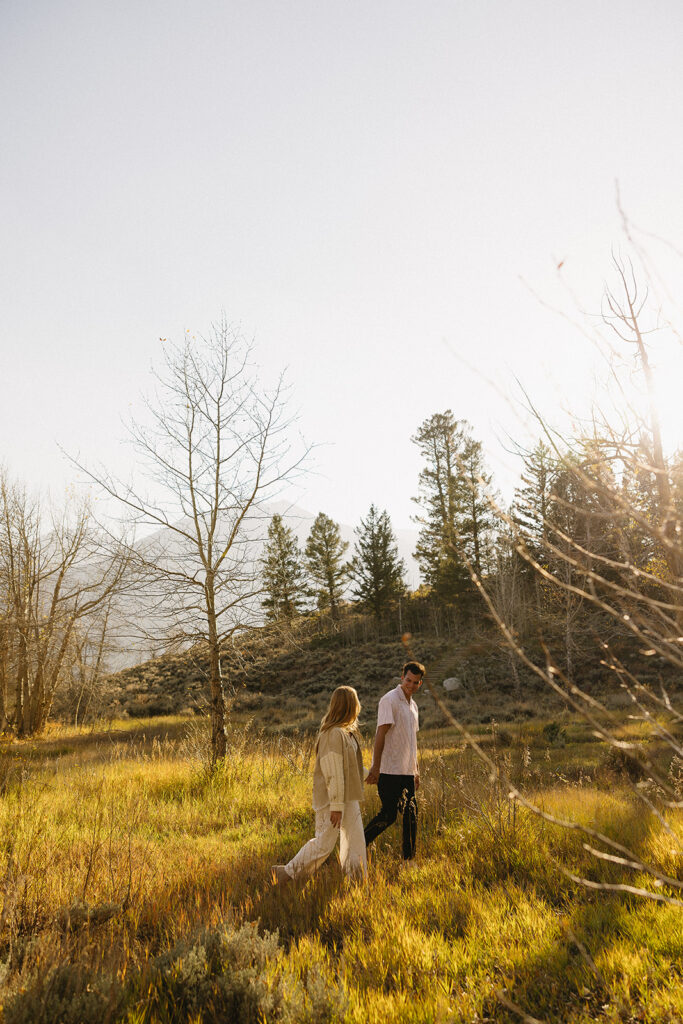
top-left (0, 717), bottom-right (681, 1023)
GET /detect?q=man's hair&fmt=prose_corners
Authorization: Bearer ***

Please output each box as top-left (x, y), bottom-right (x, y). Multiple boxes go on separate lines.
top-left (402, 661), bottom-right (425, 679)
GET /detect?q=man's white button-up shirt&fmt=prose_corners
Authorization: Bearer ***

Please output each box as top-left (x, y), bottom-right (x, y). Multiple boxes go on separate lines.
top-left (376, 682), bottom-right (419, 775)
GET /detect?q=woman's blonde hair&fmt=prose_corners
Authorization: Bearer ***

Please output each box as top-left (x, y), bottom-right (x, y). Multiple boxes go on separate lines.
top-left (317, 686), bottom-right (361, 744)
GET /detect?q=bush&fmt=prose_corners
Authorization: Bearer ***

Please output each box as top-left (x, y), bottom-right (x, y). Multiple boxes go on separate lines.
top-left (493, 727), bottom-right (514, 748)
top-left (130, 922), bottom-right (279, 1023)
top-left (542, 720), bottom-right (567, 746)
top-left (600, 745), bottom-right (648, 782)
top-left (127, 921), bottom-right (346, 1024)
top-left (126, 698), bottom-right (174, 718)
top-left (4, 924), bottom-right (346, 1024)
top-left (3, 964), bottom-right (122, 1024)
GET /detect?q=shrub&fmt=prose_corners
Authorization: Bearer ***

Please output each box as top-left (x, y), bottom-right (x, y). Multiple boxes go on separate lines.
top-left (493, 727), bottom-right (514, 748)
top-left (542, 721), bottom-right (567, 746)
top-left (600, 745), bottom-right (648, 782)
top-left (127, 921), bottom-right (346, 1024)
top-left (130, 922), bottom-right (278, 1023)
top-left (126, 698), bottom-right (174, 719)
top-left (3, 964), bottom-right (123, 1024)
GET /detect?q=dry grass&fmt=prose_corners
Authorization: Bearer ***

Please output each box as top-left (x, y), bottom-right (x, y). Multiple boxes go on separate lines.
top-left (0, 715), bottom-right (681, 1023)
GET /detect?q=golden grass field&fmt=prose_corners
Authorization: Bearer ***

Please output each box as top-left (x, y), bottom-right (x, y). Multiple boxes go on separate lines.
top-left (0, 712), bottom-right (681, 1023)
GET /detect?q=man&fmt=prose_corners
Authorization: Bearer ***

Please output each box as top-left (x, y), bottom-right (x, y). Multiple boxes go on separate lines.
top-left (363, 660), bottom-right (425, 864)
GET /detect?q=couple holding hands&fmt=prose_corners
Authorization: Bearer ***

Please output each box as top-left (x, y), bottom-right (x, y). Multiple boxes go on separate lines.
top-left (272, 661), bottom-right (425, 884)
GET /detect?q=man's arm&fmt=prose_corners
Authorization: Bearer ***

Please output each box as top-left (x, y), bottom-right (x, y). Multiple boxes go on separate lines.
top-left (415, 727), bottom-right (420, 791)
top-left (365, 723), bottom-right (391, 785)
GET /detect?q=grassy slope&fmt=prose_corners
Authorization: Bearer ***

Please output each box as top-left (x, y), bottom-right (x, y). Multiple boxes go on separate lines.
top-left (0, 712), bottom-right (681, 1023)
top-left (101, 622), bottom-right (581, 732)
top-left (96, 609), bottom-right (678, 737)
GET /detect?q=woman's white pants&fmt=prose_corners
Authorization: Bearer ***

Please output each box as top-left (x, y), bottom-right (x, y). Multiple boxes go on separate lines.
top-left (285, 801), bottom-right (367, 879)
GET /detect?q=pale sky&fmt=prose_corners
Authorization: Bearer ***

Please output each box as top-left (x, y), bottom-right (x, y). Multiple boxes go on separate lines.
top-left (2, 0), bottom-right (682, 532)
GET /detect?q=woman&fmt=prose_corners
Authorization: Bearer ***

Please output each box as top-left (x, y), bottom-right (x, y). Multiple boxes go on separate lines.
top-left (272, 685), bottom-right (367, 882)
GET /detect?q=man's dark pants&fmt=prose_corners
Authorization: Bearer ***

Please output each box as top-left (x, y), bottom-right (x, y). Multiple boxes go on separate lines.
top-left (364, 773), bottom-right (417, 860)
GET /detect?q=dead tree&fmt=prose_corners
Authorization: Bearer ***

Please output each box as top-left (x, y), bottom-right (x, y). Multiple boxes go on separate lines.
top-left (72, 320), bottom-right (308, 762)
top-left (0, 473), bottom-right (130, 736)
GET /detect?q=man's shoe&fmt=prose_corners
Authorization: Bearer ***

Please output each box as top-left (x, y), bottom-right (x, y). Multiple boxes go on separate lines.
top-left (401, 858), bottom-right (417, 872)
top-left (271, 865), bottom-right (292, 885)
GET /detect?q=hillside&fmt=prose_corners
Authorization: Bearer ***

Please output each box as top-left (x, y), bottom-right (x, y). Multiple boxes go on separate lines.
top-left (99, 613), bottom-right (670, 733)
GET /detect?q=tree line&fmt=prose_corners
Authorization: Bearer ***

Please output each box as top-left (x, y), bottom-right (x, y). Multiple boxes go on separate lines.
top-left (260, 399), bottom-right (682, 692)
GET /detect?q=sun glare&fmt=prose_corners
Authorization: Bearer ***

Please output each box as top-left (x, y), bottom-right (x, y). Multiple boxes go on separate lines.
top-left (652, 346), bottom-right (683, 450)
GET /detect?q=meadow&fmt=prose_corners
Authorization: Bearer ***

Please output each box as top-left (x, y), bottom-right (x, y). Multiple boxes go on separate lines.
top-left (0, 712), bottom-right (681, 1024)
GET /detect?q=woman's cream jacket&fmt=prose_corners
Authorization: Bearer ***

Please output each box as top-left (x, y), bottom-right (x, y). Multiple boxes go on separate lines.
top-left (312, 727), bottom-right (365, 812)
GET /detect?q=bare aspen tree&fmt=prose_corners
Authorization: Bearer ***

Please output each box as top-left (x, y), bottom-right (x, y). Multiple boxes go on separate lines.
top-left (60, 596), bottom-right (116, 725)
top-left (0, 472), bottom-right (130, 736)
top-left (0, 599), bottom-right (10, 731)
top-left (601, 257), bottom-right (682, 620)
top-left (72, 321), bottom-right (308, 761)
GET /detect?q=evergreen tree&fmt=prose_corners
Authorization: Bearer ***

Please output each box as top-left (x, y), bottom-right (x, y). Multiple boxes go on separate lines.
top-left (619, 436), bottom-right (678, 578)
top-left (512, 437), bottom-right (623, 678)
top-left (510, 440), bottom-right (557, 611)
top-left (305, 512), bottom-right (349, 619)
top-left (513, 440), bottom-right (555, 560)
top-left (261, 514), bottom-right (308, 621)
top-left (458, 431), bottom-right (497, 576)
top-left (411, 411), bottom-right (494, 600)
top-left (350, 505), bottom-right (405, 620)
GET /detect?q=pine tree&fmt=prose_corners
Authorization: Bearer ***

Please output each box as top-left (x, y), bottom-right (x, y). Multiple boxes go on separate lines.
top-left (305, 512), bottom-right (349, 619)
top-left (261, 514), bottom-right (308, 621)
top-left (458, 431), bottom-right (497, 577)
top-left (513, 440), bottom-right (555, 560)
top-left (513, 437), bottom-right (621, 679)
top-left (511, 440), bottom-right (557, 616)
top-left (350, 505), bottom-right (405, 620)
top-left (411, 411), bottom-right (494, 600)
top-left (619, 437), bottom-right (675, 576)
